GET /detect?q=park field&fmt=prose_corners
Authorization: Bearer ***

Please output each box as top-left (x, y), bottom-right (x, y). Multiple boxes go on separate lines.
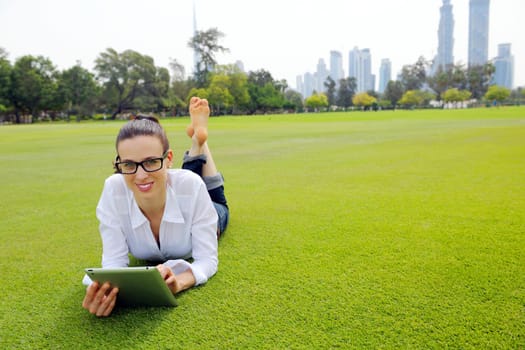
top-left (0, 107), bottom-right (524, 349)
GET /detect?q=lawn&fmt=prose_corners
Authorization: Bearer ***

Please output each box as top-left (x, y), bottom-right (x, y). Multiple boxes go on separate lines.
top-left (0, 107), bottom-right (524, 349)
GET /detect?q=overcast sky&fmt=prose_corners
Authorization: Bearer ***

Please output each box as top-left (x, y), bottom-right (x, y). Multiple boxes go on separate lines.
top-left (1, 0), bottom-right (523, 90)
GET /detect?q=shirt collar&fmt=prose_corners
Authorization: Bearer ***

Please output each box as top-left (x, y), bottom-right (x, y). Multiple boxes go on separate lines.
top-left (129, 181), bottom-right (185, 229)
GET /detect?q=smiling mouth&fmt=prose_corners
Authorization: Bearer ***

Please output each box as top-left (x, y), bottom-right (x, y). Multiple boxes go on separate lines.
top-left (136, 182), bottom-right (153, 192)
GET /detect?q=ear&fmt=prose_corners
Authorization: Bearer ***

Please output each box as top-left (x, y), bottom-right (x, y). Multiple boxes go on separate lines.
top-left (166, 149), bottom-right (174, 168)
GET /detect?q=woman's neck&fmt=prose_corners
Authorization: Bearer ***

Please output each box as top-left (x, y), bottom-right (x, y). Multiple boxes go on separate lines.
top-left (136, 194), bottom-right (166, 222)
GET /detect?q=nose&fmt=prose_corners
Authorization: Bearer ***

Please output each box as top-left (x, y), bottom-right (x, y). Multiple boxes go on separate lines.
top-left (134, 165), bottom-right (149, 179)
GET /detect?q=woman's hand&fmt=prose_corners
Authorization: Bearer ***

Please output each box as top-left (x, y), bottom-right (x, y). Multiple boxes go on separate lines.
top-left (156, 264), bottom-right (179, 294)
top-left (156, 264), bottom-right (196, 294)
top-left (82, 281), bottom-right (119, 317)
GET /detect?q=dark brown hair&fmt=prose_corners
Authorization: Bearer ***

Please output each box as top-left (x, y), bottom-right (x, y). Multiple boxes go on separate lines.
top-left (115, 115), bottom-right (170, 160)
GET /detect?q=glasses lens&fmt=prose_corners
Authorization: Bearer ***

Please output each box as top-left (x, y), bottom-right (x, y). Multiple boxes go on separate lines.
top-left (118, 162), bottom-right (138, 174)
top-left (142, 158), bottom-right (163, 172)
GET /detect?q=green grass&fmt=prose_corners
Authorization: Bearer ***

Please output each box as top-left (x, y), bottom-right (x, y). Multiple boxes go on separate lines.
top-left (1, 108), bottom-right (524, 349)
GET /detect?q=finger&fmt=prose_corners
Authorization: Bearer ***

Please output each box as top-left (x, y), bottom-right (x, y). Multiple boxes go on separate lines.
top-left (97, 287), bottom-right (119, 317)
top-left (89, 282), bottom-right (110, 313)
top-left (82, 282), bottom-right (98, 308)
top-left (156, 264), bottom-right (168, 279)
top-left (102, 294), bottom-right (118, 317)
top-left (165, 275), bottom-right (176, 286)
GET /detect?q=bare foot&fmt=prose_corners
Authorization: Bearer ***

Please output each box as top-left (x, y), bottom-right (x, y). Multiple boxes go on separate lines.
top-left (187, 97), bottom-right (209, 146)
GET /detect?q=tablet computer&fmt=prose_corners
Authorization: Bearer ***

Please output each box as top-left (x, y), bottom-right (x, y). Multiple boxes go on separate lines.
top-left (84, 266), bottom-right (178, 307)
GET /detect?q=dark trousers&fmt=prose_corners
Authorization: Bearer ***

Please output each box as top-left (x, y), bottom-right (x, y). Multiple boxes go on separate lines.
top-left (182, 153), bottom-right (229, 237)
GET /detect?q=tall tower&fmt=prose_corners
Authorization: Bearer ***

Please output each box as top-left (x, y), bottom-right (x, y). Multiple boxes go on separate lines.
top-left (192, 1), bottom-right (201, 74)
top-left (329, 50), bottom-right (344, 87)
top-left (361, 49), bottom-right (373, 91)
top-left (492, 43), bottom-right (514, 89)
top-left (349, 48), bottom-right (373, 93)
top-left (433, 0), bottom-right (454, 74)
top-left (378, 59), bottom-right (392, 94)
top-left (468, 0), bottom-right (490, 67)
top-left (315, 58), bottom-right (329, 93)
top-left (348, 47), bottom-right (361, 88)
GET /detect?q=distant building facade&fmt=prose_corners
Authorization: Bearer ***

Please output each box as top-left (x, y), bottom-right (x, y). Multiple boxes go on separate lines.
top-left (192, 1), bottom-right (201, 75)
top-left (492, 43), bottom-right (514, 89)
top-left (348, 47), bottom-right (374, 92)
top-left (378, 59), bottom-right (392, 94)
top-left (329, 50), bottom-right (344, 87)
top-left (432, 0), bottom-right (454, 75)
top-left (303, 72), bottom-right (315, 98)
top-left (468, 0), bottom-right (490, 67)
top-left (315, 58), bottom-right (329, 93)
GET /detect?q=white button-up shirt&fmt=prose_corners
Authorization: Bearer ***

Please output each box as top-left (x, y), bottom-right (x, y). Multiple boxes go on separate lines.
top-left (83, 169), bottom-right (218, 286)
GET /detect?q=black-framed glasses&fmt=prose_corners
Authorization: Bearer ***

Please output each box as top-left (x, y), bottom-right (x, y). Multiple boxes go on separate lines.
top-left (114, 151), bottom-right (169, 174)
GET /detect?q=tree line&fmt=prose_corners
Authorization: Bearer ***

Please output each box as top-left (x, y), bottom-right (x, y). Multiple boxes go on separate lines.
top-left (1, 29), bottom-right (523, 123)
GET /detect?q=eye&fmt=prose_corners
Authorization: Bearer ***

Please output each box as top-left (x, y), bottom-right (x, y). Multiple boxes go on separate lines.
top-left (143, 159), bottom-right (162, 170)
top-left (144, 159), bottom-right (159, 166)
top-left (121, 161), bottom-right (136, 170)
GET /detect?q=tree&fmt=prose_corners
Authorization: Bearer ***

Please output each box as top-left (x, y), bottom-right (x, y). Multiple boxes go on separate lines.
top-left (0, 48), bottom-right (12, 114)
top-left (10, 55), bottom-right (59, 122)
top-left (336, 77), bottom-right (357, 109)
top-left (441, 88), bottom-right (472, 107)
top-left (324, 76), bottom-right (336, 106)
top-left (214, 64), bottom-right (250, 114)
top-left (248, 69), bottom-right (274, 87)
top-left (400, 56), bottom-right (429, 91)
top-left (284, 89), bottom-right (304, 112)
top-left (94, 48), bottom-right (158, 118)
top-left (484, 85), bottom-right (510, 106)
top-left (256, 82), bottom-right (285, 112)
top-left (188, 28), bottom-right (229, 88)
top-left (133, 66), bottom-right (172, 113)
top-left (58, 63), bottom-right (99, 119)
top-left (383, 80), bottom-right (404, 107)
top-left (399, 90), bottom-right (423, 108)
top-left (186, 88), bottom-right (208, 102)
top-left (206, 74), bottom-right (234, 115)
top-left (169, 58), bottom-right (186, 81)
top-left (274, 79), bottom-right (288, 95)
top-left (467, 63), bottom-right (495, 100)
top-left (247, 70), bottom-right (285, 113)
top-left (305, 93), bottom-right (328, 111)
top-left (352, 92), bottom-right (376, 109)
top-left (169, 58), bottom-right (192, 115)
top-left (428, 63), bottom-right (469, 102)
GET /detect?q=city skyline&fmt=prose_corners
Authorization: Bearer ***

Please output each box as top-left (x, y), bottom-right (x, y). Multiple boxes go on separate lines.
top-left (0, 0), bottom-right (523, 90)
top-left (295, 0), bottom-right (514, 96)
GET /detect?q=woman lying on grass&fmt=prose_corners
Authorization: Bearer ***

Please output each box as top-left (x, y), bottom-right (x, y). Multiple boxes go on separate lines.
top-left (82, 97), bottom-right (229, 317)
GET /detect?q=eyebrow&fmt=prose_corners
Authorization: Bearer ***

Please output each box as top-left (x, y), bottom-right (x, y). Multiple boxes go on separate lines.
top-left (119, 155), bottom-right (161, 163)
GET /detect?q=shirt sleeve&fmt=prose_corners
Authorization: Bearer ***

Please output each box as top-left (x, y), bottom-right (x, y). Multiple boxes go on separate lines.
top-left (83, 176), bottom-right (130, 286)
top-left (97, 176), bottom-right (130, 268)
top-left (165, 179), bottom-right (218, 285)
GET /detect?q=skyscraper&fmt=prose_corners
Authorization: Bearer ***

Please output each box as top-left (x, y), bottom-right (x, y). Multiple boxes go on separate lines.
top-left (303, 72), bottom-right (315, 98)
top-left (329, 51), bottom-right (344, 87)
top-left (432, 0), bottom-right (454, 74)
top-left (468, 0), bottom-right (490, 67)
top-left (348, 47), bottom-right (374, 92)
top-left (315, 58), bottom-right (329, 93)
top-left (378, 59), bottom-right (392, 94)
top-left (348, 47), bottom-right (361, 88)
top-left (493, 43), bottom-right (514, 89)
top-left (192, 1), bottom-right (201, 74)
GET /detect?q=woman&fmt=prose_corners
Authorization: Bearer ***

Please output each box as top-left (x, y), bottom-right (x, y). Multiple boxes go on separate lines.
top-left (82, 97), bottom-right (228, 317)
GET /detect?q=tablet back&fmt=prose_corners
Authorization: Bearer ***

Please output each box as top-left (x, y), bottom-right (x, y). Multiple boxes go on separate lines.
top-left (85, 266), bottom-right (178, 307)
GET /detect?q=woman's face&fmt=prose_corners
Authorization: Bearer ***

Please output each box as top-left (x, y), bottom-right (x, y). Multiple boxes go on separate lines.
top-left (116, 135), bottom-right (173, 203)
